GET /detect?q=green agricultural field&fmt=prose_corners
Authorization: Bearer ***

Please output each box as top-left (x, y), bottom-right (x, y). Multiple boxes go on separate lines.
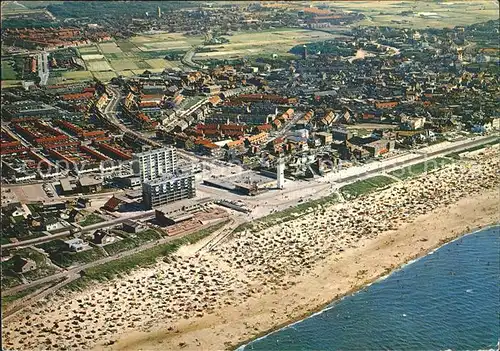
top-left (78, 45), bottom-right (100, 54)
top-left (116, 40), bottom-right (139, 52)
top-left (103, 52), bottom-right (126, 60)
top-left (340, 175), bottom-right (396, 198)
top-left (118, 70), bottom-right (137, 77)
top-left (135, 60), bottom-right (153, 69)
top-left (389, 158), bottom-right (454, 180)
top-left (79, 213), bottom-right (106, 227)
top-left (329, 0), bottom-right (499, 28)
top-left (137, 50), bottom-right (184, 59)
top-left (129, 32), bottom-right (203, 53)
top-left (193, 28), bottom-right (341, 59)
top-left (98, 42), bottom-right (123, 54)
top-left (85, 60), bottom-right (113, 71)
top-left (109, 59), bottom-right (138, 71)
top-left (62, 70), bottom-right (94, 81)
top-left (144, 58), bottom-right (180, 69)
top-left (130, 32), bottom-right (202, 44)
top-left (91, 71), bottom-right (118, 81)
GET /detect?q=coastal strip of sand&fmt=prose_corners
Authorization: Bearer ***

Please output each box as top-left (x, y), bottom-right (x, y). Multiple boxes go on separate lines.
top-left (109, 188), bottom-right (499, 351)
top-left (2, 149), bottom-right (498, 351)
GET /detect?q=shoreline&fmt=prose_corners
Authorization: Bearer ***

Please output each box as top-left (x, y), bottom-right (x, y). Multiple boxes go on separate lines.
top-left (232, 221), bottom-right (500, 350)
top-left (107, 186), bottom-right (499, 351)
top-left (2, 150), bottom-right (498, 351)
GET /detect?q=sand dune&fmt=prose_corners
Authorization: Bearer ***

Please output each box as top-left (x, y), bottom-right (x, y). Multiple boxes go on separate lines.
top-left (2, 149), bottom-right (498, 350)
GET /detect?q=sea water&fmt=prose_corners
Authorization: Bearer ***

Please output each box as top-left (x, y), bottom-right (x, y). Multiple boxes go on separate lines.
top-left (242, 225), bottom-right (500, 350)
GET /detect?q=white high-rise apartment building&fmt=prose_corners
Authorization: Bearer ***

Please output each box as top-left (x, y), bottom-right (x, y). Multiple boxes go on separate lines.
top-left (133, 147), bottom-right (177, 182)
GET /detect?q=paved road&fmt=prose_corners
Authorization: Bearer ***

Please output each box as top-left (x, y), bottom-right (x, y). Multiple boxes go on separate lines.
top-left (38, 51), bottom-right (49, 86)
top-left (200, 134), bottom-right (498, 218)
top-left (181, 45), bottom-right (202, 69)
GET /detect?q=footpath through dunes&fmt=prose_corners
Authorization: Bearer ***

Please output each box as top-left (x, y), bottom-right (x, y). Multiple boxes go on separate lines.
top-left (2, 149), bottom-right (499, 351)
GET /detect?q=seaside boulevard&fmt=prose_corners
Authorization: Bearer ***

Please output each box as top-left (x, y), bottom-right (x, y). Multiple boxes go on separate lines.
top-left (2, 148), bottom-right (499, 350)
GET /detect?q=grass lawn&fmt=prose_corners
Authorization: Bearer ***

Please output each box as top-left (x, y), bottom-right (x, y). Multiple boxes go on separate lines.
top-left (49, 246), bottom-right (107, 268)
top-left (1, 60), bottom-right (18, 80)
top-left (78, 213), bottom-right (106, 227)
top-left (388, 158), bottom-right (454, 180)
top-left (340, 175), bottom-right (396, 198)
top-left (1, 237), bottom-right (11, 245)
top-left (103, 229), bottom-right (163, 256)
top-left (446, 139), bottom-right (499, 159)
top-left (64, 221), bottom-right (228, 291)
top-left (11, 215), bottom-right (24, 223)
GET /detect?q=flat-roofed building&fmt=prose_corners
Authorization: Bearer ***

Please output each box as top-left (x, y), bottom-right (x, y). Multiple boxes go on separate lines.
top-left (132, 146), bottom-right (177, 182)
top-left (78, 176), bottom-right (103, 194)
top-left (142, 169), bottom-right (196, 209)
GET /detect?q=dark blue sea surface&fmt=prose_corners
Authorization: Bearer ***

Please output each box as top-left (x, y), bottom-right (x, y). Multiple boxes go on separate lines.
top-left (241, 226), bottom-right (500, 351)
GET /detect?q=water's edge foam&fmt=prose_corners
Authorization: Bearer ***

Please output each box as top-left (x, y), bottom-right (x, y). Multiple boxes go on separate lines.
top-left (237, 223), bottom-right (500, 350)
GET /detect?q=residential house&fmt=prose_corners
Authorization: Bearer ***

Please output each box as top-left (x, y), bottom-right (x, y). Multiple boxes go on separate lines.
top-left (12, 256), bottom-right (37, 273)
top-left (122, 219), bottom-right (144, 233)
top-left (43, 218), bottom-right (60, 231)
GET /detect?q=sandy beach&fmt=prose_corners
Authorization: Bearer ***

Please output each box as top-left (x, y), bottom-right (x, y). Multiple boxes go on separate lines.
top-left (2, 150), bottom-right (498, 350)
